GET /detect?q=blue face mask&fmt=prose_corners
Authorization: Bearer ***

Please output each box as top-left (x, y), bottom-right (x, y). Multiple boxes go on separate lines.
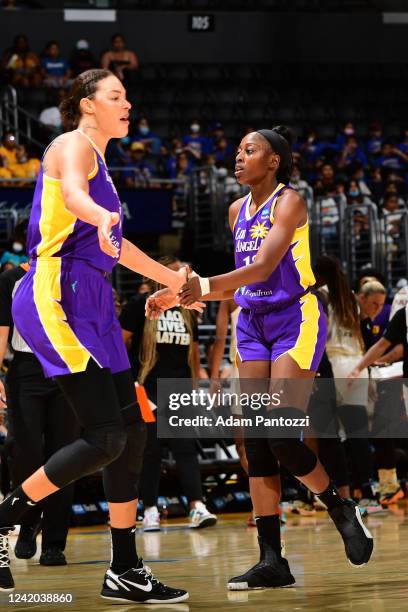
top-left (348, 190), bottom-right (359, 197)
top-left (121, 137), bottom-right (130, 145)
top-left (139, 126), bottom-right (149, 135)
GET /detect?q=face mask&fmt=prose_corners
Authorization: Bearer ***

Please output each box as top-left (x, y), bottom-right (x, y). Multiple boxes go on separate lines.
top-left (217, 167), bottom-right (228, 178)
top-left (348, 190), bottom-right (359, 197)
top-left (139, 126), bottom-right (149, 135)
top-left (12, 242), bottom-right (23, 253)
top-left (121, 137), bottom-right (130, 145)
top-left (344, 128), bottom-right (354, 135)
top-left (190, 124), bottom-right (200, 133)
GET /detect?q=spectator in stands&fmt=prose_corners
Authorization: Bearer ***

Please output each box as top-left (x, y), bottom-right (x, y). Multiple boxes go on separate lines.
top-left (0, 132), bottom-right (17, 168)
top-left (366, 122), bottom-right (384, 158)
top-left (375, 141), bottom-right (408, 173)
top-left (41, 41), bottom-right (70, 89)
top-left (39, 88), bottom-right (66, 139)
top-left (346, 179), bottom-right (370, 205)
top-left (182, 121), bottom-right (210, 161)
top-left (338, 135), bottom-right (368, 169)
top-left (290, 163), bottom-right (311, 194)
top-left (335, 121), bottom-right (356, 150)
top-left (101, 33), bottom-right (138, 83)
top-left (1, 34), bottom-right (42, 88)
top-left (69, 39), bottom-right (96, 78)
top-left (120, 256), bottom-right (217, 532)
top-left (123, 142), bottom-right (156, 189)
top-left (316, 163), bottom-right (337, 195)
top-left (214, 136), bottom-right (234, 167)
top-left (368, 167), bottom-right (385, 202)
top-left (0, 236), bottom-right (28, 269)
top-left (132, 117), bottom-right (162, 156)
top-left (298, 127), bottom-right (324, 164)
top-left (7, 144), bottom-right (40, 182)
top-left (0, 156), bottom-right (12, 184)
top-left (168, 151), bottom-right (194, 181)
top-left (348, 162), bottom-right (372, 200)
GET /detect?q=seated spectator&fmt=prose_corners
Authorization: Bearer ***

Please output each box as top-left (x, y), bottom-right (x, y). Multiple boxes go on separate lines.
top-left (335, 121), bottom-right (356, 150)
top-left (8, 144), bottom-right (40, 181)
top-left (0, 132), bottom-right (17, 167)
top-left (348, 162), bottom-right (372, 200)
top-left (69, 39), bottom-right (95, 78)
top-left (39, 88), bottom-right (66, 138)
top-left (298, 128), bottom-right (324, 164)
top-left (316, 163), bottom-right (337, 195)
top-left (168, 151), bottom-right (194, 181)
top-left (291, 163), bottom-right (311, 193)
top-left (123, 142), bottom-right (156, 188)
top-left (1, 34), bottom-right (42, 88)
top-left (0, 157), bottom-right (12, 184)
top-left (132, 117), bottom-right (162, 156)
top-left (41, 40), bottom-right (70, 88)
top-left (214, 136), bottom-right (234, 167)
top-left (376, 141), bottom-right (408, 174)
top-left (0, 238), bottom-right (28, 268)
top-left (368, 167), bottom-right (385, 202)
top-left (182, 121), bottom-right (211, 161)
top-left (346, 179), bottom-right (370, 205)
top-left (164, 138), bottom-right (186, 177)
top-left (101, 33), bottom-right (138, 83)
top-left (366, 121), bottom-right (384, 158)
top-left (338, 135), bottom-right (368, 169)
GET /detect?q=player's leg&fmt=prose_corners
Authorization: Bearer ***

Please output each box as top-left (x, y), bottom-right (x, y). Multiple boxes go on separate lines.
top-left (100, 368), bottom-right (189, 604)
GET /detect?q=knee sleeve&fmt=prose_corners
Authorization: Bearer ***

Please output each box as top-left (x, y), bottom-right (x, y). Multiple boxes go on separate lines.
top-left (44, 422), bottom-right (127, 488)
top-left (268, 439), bottom-right (317, 477)
top-left (245, 437), bottom-right (280, 477)
top-left (103, 420), bottom-right (147, 503)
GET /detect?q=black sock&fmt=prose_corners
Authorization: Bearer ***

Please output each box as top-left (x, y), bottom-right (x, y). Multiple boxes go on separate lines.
top-left (361, 482), bottom-right (375, 500)
top-left (316, 482), bottom-right (344, 511)
top-left (0, 486), bottom-right (36, 528)
top-left (110, 525), bottom-right (138, 575)
top-left (255, 514), bottom-right (281, 558)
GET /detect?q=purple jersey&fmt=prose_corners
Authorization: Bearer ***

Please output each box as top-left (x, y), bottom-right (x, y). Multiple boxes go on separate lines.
top-left (27, 132), bottom-right (122, 273)
top-left (233, 183), bottom-right (315, 310)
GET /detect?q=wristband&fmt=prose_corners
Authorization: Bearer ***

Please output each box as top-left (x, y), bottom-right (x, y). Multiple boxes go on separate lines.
top-left (198, 276), bottom-right (210, 296)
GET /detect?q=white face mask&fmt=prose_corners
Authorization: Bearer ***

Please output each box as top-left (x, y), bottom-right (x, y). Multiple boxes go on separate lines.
top-left (217, 167), bottom-right (228, 178)
top-left (12, 242), bottom-right (23, 253)
top-left (190, 124), bottom-right (200, 133)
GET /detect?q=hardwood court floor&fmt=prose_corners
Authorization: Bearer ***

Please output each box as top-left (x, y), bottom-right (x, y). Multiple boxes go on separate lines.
top-left (3, 504), bottom-right (408, 612)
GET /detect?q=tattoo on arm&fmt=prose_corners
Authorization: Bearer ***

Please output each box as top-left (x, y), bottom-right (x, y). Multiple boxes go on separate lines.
top-left (42, 134), bottom-right (66, 172)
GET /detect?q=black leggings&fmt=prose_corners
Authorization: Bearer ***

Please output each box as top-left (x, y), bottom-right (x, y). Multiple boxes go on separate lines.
top-left (140, 420), bottom-right (203, 507)
top-left (337, 404), bottom-right (374, 487)
top-left (6, 353), bottom-right (79, 550)
top-left (44, 360), bottom-right (146, 503)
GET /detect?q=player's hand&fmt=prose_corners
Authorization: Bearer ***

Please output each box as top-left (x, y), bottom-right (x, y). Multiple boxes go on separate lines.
top-left (347, 367), bottom-right (361, 379)
top-left (168, 266), bottom-right (190, 295)
top-left (145, 288), bottom-right (205, 320)
top-left (97, 211), bottom-right (120, 258)
top-left (179, 276), bottom-right (202, 306)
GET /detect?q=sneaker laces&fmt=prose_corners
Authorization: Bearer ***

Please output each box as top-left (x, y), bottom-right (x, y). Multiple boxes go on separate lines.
top-left (136, 560), bottom-right (163, 588)
top-left (0, 532), bottom-right (10, 568)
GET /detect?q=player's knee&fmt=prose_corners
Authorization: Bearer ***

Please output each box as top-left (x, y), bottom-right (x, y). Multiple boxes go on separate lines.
top-left (268, 439), bottom-right (317, 477)
top-left (85, 423), bottom-right (127, 466)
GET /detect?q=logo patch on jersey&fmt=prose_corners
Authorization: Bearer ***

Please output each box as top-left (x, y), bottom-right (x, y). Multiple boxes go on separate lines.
top-left (249, 221), bottom-right (268, 240)
top-left (71, 281), bottom-right (78, 293)
top-left (261, 208), bottom-right (270, 218)
top-left (236, 228), bottom-right (246, 240)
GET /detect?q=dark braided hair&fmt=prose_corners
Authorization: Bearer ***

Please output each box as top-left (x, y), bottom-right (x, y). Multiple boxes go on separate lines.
top-left (256, 125), bottom-right (294, 184)
top-left (59, 69), bottom-right (112, 129)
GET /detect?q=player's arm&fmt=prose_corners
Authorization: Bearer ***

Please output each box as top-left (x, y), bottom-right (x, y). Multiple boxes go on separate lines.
top-left (210, 300), bottom-right (232, 380)
top-left (374, 343), bottom-right (403, 365)
top-left (348, 337), bottom-right (392, 378)
top-left (179, 190), bottom-right (306, 304)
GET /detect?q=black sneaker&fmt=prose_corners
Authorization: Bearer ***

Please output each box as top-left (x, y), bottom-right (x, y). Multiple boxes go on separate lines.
top-left (0, 527), bottom-right (14, 592)
top-left (15, 523), bottom-right (41, 559)
top-left (39, 548), bottom-right (67, 566)
top-left (228, 537), bottom-right (295, 590)
top-left (328, 499), bottom-right (373, 567)
top-left (100, 558), bottom-right (189, 604)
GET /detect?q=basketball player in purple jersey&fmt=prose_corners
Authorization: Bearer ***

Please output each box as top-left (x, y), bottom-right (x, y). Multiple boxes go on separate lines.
top-left (0, 70), bottom-right (206, 603)
top-left (148, 126), bottom-right (374, 589)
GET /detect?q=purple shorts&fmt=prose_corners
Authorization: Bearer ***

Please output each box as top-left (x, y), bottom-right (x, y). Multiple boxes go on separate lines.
top-left (236, 292), bottom-right (326, 371)
top-left (12, 258), bottom-right (130, 378)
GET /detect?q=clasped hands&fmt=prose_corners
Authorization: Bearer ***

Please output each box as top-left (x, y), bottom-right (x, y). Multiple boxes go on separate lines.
top-left (145, 267), bottom-right (207, 320)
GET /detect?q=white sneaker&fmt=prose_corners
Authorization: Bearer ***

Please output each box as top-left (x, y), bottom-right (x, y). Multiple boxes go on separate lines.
top-left (142, 506), bottom-right (161, 532)
top-left (189, 502), bottom-right (217, 529)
